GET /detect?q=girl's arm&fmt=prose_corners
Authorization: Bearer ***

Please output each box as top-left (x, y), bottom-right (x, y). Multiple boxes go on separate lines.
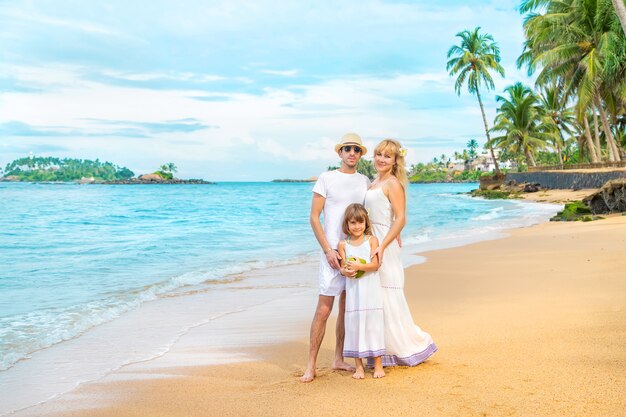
top-left (371, 179), bottom-right (406, 265)
top-left (338, 241), bottom-right (357, 278)
top-left (345, 237), bottom-right (380, 273)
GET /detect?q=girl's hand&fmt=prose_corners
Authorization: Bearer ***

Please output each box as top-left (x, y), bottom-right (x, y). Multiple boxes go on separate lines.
top-left (371, 246), bottom-right (384, 267)
top-left (346, 259), bottom-right (361, 271)
top-left (342, 265), bottom-right (357, 278)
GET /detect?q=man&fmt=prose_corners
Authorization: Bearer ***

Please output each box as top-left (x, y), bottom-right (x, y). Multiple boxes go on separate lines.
top-left (300, 133), bottom-right (371, 383)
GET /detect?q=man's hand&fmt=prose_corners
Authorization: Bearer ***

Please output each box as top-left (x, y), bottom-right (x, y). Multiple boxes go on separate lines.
top-left (326, 249), bottom-right (342, 270)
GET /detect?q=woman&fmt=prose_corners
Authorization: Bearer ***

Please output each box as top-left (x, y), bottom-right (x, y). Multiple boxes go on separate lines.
top-left (365, 139), bottom-right (437, 367)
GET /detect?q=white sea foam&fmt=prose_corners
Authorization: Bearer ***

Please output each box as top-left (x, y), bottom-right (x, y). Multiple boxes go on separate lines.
top-left (471, 206), bottom-right (504, 221)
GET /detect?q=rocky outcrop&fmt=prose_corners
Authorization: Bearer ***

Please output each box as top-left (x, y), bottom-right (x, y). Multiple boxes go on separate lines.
top-left (506, 171), bottom-right (626, 190)
top-left (582, 178), bottom-right (626, 214)
top-left (138, 173), bottom-right (164, 182)
top-left (103, 177), bottom-right (214, 184)
top-left (77, 176), bottom-right (95, 184)
top-left (479, 172), bottom-right (506, 190)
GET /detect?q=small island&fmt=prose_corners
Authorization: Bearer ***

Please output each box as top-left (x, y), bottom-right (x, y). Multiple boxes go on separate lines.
top-left (0, 157), bottom-right (215, 184)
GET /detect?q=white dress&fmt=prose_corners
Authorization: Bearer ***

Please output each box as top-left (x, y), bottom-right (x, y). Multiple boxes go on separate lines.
top-left (364, 187), bottom-right (437, 366)
top-left (342, 237), bottom-right (386, 359)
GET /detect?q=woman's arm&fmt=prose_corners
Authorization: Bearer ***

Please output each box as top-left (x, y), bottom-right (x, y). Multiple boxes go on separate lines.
top-left (371, 179), bottom-right (406, 265)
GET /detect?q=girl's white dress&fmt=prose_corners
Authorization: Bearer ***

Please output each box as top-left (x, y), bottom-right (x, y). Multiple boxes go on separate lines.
top-left (365, 187), bottom-right (437, 366)
top-left (342, 236), bottom-right (386, 359)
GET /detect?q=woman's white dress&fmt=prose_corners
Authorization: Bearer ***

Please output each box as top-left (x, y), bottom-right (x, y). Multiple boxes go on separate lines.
top-left (364, 187), bottom-right (437, 366)
top-left (342, 237), bottom-right (386, 359)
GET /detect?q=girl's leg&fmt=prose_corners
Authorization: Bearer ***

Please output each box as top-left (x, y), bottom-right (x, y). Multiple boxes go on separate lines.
top-left (352, 358), bottom-right (365, 379)
top-left (373, 356), bottom-right (385, 379)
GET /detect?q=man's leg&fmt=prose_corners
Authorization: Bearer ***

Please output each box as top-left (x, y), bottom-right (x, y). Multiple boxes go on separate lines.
top-left (333, 290), bottom-right (355, 371)
top-left (300, 295), bottom-right (334, 383)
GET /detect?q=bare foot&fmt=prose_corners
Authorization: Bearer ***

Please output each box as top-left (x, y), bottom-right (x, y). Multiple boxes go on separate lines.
top-left (300, 368), bottom-right (316, 383)
top-left (373, 368), bottom-right (385, 379)
top-left (332, 360), bottom-right (355, 372)
top-left (352, 368), bottom-right (365, 379)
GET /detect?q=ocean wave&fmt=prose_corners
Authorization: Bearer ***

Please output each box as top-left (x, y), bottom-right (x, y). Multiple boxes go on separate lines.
top-left (471, 206), bottom-right (505, 221)
top-left (0, 252), bottom-right (316, 371)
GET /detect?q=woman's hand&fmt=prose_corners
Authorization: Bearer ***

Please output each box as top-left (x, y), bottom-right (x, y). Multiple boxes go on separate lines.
top-left (371, 246), bottom-right (384, 267)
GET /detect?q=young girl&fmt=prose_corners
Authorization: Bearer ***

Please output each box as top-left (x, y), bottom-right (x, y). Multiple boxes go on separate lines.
top-left (338, 203), bottom-right (385, 379)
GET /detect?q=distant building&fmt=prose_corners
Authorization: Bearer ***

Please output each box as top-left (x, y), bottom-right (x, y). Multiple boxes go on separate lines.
top-left (469, 151), bottom-right (511, 172)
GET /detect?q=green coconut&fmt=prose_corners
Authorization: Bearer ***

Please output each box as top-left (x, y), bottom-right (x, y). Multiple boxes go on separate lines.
top-left (347, 257), bottom-right (367, 278)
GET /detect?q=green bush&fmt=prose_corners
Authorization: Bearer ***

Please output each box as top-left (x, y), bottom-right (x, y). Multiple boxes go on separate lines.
top-left (551, 201), bottom-right (595, 221)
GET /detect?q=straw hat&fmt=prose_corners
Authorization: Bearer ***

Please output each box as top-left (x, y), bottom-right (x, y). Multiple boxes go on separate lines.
top-left (334, 133), bottom-right (367, 155)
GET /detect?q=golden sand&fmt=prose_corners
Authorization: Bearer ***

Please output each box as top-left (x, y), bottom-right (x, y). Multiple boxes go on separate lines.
top-left (31, 211), bottom-right (626, 417)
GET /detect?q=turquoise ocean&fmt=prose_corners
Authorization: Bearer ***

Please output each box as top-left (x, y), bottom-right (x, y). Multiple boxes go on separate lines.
top-left (0, 182), bottom-right (561, 415)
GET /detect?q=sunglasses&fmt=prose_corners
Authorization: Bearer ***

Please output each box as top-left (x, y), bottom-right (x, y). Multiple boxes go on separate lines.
top-left (342, 145), bottom-right (363, 153)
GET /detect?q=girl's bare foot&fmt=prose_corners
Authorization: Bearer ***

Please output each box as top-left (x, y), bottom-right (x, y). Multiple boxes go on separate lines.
top-left (352, 368), bottom-right (365, 379)
top-left (352, 358), bottom-right (365, 379)
top-left (373, 356), bottom-right (385, 378)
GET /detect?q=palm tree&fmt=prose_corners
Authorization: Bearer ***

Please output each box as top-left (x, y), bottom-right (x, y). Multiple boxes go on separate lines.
top-left (466, 139), bottom-right (479, 159)
top-left (538, 84), bottom-right (580, 164)
top-left (489, 82), bottom-right (553, 167)
top-left (166, 162), bottom-right (178, 173)
top-left (612, 0), bottom-right (626, 35)
top-left (519, 0), bottom-right (625, 162)
top-left (447, 27), bottom-right (505, 173)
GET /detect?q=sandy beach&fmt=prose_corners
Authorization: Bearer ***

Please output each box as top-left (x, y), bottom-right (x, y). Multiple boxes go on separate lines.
top-left (18, 198), bottom-right (626, 417)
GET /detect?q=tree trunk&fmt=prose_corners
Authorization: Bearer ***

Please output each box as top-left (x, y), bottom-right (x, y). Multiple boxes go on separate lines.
top-left (592, 110), bottom-right (603, 160)
top-left (525, 149), bottom-right (537, 167)
top-left (583, 116), bottom-right (600, 162)
top-left (595, 96), bottom-right (621, 162)
top-left (612, 0), bottom-right (626, 36)
top-left (475, 88), bottom-right (501, 173)
top-left (556, 127), bottom-right (565, 168)
top-left (611, 114), bottom-right (625, 158)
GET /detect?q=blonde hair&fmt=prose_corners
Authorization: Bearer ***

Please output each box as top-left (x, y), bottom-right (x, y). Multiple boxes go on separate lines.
top-left (342, 203), bottom-right (372, 237)
top-left (374, 139), bottom-right (408, 187)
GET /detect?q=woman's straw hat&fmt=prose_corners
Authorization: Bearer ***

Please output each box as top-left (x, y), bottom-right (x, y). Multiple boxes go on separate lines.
top-left (334, 133), bottom-right (367, 155)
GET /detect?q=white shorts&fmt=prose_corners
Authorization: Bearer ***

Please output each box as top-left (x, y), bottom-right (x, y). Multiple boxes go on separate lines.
top-left (318, 251), bottom-right (346, 296)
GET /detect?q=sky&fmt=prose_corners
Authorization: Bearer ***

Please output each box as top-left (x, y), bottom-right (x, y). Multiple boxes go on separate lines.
top-left (0, 0), bottom-right (535, 181)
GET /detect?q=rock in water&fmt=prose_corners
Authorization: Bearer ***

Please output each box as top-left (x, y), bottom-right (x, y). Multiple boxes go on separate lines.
top-left (583, 178), bottom-right (626, 214)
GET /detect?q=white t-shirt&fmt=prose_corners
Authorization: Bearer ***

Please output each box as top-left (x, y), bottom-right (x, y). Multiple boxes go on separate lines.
top-left (312, 170), bottom-right (371, 249)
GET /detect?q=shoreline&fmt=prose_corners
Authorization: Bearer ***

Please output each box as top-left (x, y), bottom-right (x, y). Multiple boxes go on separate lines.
top-left (53, 214), bottom-right (625, 417)
top-left (9, 191), bottom-right (625, 416)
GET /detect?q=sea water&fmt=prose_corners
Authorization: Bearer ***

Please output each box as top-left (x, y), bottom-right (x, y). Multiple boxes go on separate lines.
top-left (0, 182), bottom-right (561, 415)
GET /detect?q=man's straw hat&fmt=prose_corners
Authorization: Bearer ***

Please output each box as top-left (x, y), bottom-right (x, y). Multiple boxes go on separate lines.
top-left (334, 133), bottom-right (367, 155)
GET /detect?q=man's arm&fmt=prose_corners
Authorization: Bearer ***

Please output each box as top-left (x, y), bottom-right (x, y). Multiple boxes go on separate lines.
top-left (310, 193), bottom-right (342, 269)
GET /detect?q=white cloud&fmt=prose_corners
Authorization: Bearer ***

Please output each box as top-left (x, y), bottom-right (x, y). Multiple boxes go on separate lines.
top-left (260, 69), bottom-right (299, 77)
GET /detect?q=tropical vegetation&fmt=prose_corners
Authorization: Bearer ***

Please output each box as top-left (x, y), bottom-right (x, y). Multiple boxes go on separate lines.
top-left (2, 156), bottom-right (134, 182)
top-left (154, 162), bottom-right (178, 180)
top-left (447, 1), bottom-right (626, 171)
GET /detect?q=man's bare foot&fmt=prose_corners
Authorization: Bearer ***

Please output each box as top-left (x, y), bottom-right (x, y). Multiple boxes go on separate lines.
top-left (300, 368), bottom-right (316, 383)
top-left (352, 368), bottom-right (365, 379)
top-left (373, 368), bottom-right (385, 379)
top-left (332, 360), bottom-right (355, 372)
